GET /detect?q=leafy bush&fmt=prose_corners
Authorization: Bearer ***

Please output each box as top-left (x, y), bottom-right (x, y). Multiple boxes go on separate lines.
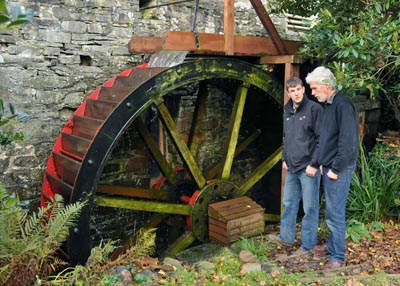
top-left (0, 0), bottom-right (36, 29)
top-left (346, 219), bottom-right (371, 243)
top-left (270, 0), bottom-right (400, 125)
top-left (346, 220), bottom-right (385, 243)
top-left (0, 99), bottom-right (26, 147)
top-left (1, 0), bottom-right (35, 147)
top-left (347, 142), bottom-right (400, 223)
top-left (0, 185), bottom-right (84, 286)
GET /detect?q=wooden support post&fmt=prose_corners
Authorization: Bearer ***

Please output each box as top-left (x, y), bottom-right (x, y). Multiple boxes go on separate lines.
top-left (281, 62), bottom-right (300, 216)
top-left (284, 63), bottom-right (300, 104)
top-left (224, 0), bottom-right (234, 55)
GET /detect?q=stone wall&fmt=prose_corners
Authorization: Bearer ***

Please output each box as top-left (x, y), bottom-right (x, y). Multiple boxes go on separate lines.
top-left (0, 0), bottom-right (294, 208)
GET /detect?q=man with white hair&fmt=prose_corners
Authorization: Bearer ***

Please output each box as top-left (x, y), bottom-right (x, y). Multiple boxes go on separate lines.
top-left (305, 66), bottom-right (359, 269)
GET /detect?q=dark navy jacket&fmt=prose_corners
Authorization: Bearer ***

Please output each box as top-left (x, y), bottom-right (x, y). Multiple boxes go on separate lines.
top-left (317, 92), bottom-right (359, 173)
top-left (283, 95), bottom-right (324, 173)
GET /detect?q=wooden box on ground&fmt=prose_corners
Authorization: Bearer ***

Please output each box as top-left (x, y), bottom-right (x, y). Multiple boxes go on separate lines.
top-left (208, 196), bottom-right (265, 245)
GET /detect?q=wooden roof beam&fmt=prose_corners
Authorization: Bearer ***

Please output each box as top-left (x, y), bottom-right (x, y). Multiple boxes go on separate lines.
top-left (129, 31), bottom-right (302, 56)
top-left (249, 0), bottom-right (288, 55)
top-left (259, 55), bottom-right (302, 64)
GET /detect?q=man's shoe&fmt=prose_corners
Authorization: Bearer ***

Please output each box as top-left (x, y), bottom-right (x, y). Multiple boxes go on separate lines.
top-left (313, 244), bottom-right (328, 254)
top-left (323, 260), bottom-right (344, 270)
top-left (266, 234), bottom-right (292, 246)
top-left (287, 248), bottom-right (309, 258)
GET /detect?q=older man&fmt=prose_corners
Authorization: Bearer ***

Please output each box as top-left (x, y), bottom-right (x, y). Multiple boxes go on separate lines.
top-left (305, 66), bottom-right (359, 269)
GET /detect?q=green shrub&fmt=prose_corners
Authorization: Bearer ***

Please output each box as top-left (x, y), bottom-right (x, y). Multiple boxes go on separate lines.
top-left (346, 220), bottom-right (385, 243)
top-left (0, 0), bottom-right (36, 28)
top-left (0, 99), bottom-right (25, 147)
top-left (346, 219), bottom-right (371, 243)
top-left (347, 142), bottom-right (400, 223)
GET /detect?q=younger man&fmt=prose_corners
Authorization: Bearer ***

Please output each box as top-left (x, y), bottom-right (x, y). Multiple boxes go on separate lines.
top-left (268, 77), bottom-right (323, 255)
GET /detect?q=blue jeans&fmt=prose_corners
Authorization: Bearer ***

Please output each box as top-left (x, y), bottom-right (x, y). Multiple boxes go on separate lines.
top-left (323, 164), bottom-right (356, 263)
top-left (279, 168), bottom-right (321, 250)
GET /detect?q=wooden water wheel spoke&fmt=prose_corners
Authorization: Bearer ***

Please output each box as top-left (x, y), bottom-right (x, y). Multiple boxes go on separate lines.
top-left (219, 83), bottom-right (248, 180)
top-left (141, 213), bottom-right (170, 230)
top-left (187, 81), bottom-right (208, 156)
top-left (205, 128), bottom-right (261, 180)
top-left (96, 197), bottom-right (192, 215)
top-left (156, 101), bottom-right (206, 189)
top-left (165, 231), bottom-right (197, 257)
top-left (134, 117), bottom-right (179, 185)
top-left (238, 146), bottom-right (282, 196)
top-left (96, 185), bottom-right (170, 200)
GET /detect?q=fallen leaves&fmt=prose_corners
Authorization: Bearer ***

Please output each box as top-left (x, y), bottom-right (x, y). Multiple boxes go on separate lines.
top-left (268, 224), bottom-right (400, 275)
top-left (346, 224), bottom-right (400, 274)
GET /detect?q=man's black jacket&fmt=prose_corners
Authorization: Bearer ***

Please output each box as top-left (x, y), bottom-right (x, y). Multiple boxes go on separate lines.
top-left (317, 92), bottom-right (359, 173)
top-left (283, 95), bottom-right (324, 173)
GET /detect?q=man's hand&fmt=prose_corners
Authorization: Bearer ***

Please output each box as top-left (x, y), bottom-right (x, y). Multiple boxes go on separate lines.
top-left (306, 165), bottom-right (317, 177)
top-left (327, 169), bottom-right (338, 180)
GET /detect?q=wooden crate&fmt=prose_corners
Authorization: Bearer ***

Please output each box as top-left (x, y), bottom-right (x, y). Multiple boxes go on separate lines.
top-left (208, 196), bottom-right (265, 245)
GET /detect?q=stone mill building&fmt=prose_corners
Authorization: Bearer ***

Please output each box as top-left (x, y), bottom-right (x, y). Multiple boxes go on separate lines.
top-left (1, 0), bottom-right (306, 207)
top-left (1, 0), bottom-right (382, 265)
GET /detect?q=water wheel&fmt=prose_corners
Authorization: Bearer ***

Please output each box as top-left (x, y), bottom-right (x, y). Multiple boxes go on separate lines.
top-left (40, 57), bottom-right (284, 265)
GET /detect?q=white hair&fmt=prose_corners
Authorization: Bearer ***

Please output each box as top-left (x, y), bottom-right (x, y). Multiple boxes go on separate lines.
top-left (305, 66), bottom-right (336, 88)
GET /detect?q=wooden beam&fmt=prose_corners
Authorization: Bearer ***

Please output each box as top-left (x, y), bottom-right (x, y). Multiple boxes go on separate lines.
top-left (249, 0), bottom-right (288, 55)
top-left (259, 55), bottom-right (302, 64)
top-left (164, 31), bottom-right (197, 51)
top-left (284, 63), bottom-right (300, 104)
top-left (281, 61), bottom-right (300, 216)
top-left (96, 185), bottom-right (170, 200)
top-left (129, 36), bottom-right (163, 54)
top-left (224, 0), bottom-right (234, 55)
top-left (129, 32), bottom-right (302, 56)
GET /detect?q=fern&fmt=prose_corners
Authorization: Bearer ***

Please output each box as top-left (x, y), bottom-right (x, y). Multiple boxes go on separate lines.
top-left (2, 183), bottom-right (159, 285)
top-left (0, 187), bottom-right (26, 256)
top-left (44, 199), bottom-right (86, 250)
top-left (49, 227), bottom-right (158, 285)
top-left (85, 228), bottom-right (157, 268)
top-left (0, 191), bottom-right (85, 286)
top-left (119, 228), bottom-right (157, 261)
top-left (86, 240), bottom-right (118, 267)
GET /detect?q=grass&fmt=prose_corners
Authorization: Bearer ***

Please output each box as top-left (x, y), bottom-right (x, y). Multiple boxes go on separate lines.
top-left (163, 257), bottom-right (400, 286)
top-left (161, 233), bottom-right (400, 286)
top-left (163, 261), bottom-right (400, 286)
top-left (235, 235), bottom-right (275, 261)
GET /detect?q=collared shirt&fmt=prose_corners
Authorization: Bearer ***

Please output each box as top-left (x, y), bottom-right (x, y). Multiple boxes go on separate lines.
top-left (327, 91), bottom-right (338, 104)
